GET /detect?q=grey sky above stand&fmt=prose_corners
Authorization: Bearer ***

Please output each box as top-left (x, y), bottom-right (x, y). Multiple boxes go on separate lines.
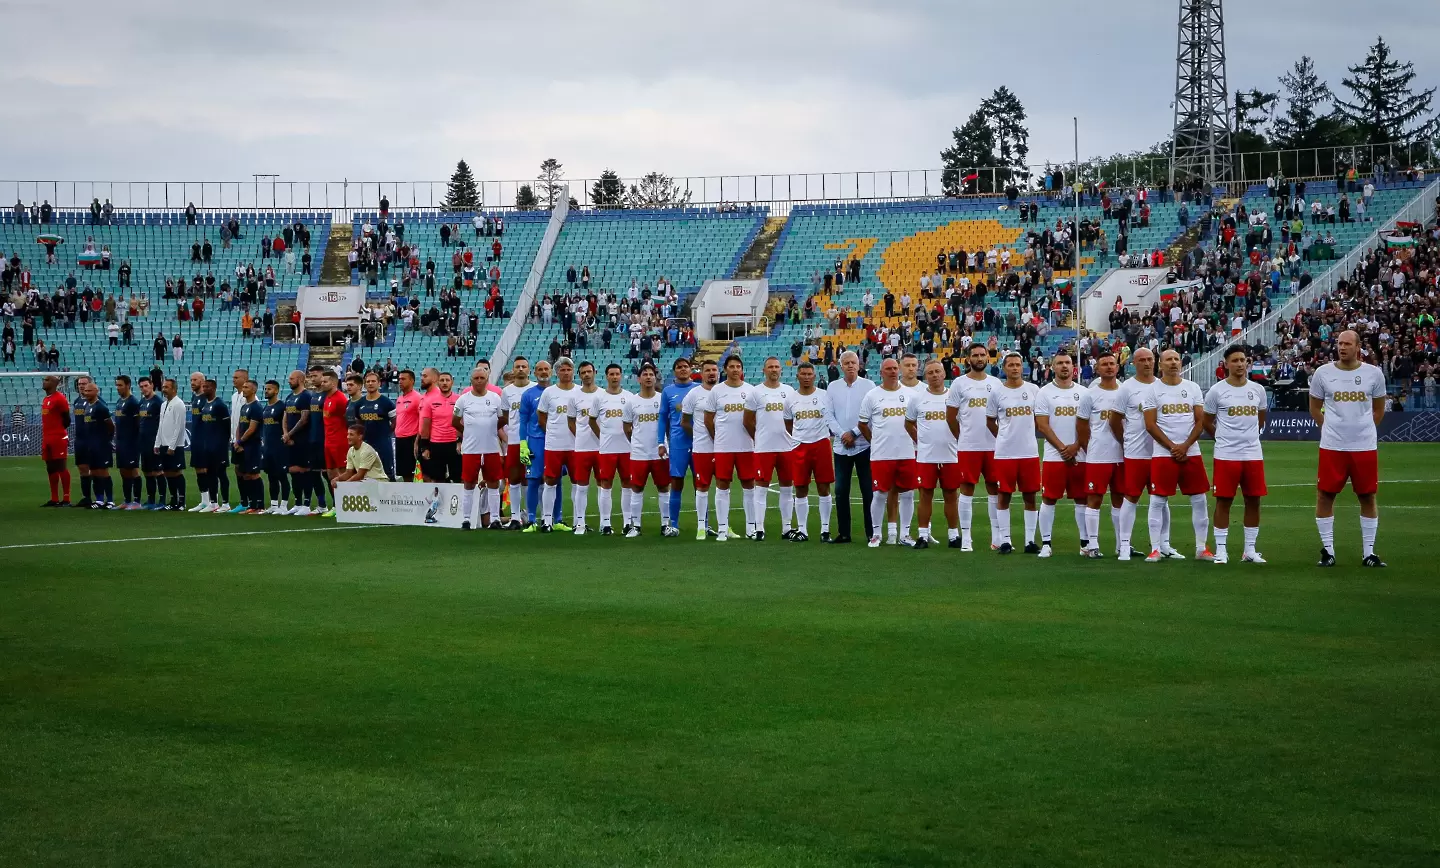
top-left (2, 0), bottom-right (1436, 182)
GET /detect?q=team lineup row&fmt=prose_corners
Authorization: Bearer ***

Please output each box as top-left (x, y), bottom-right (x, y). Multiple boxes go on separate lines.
top-left (33, 331), bottom-right (1387, 566)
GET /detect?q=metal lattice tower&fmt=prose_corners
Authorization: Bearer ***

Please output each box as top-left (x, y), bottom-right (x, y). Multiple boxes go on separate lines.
top-left (1169, 0), bottom-right (1232, 187)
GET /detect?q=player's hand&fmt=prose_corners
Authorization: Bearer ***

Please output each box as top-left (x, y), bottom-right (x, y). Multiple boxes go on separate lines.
top-left (1061, 444), bottom-right (1079, 463)
top-left (840, 432), bottom-right (856, 448)
top-left (519, 441), bottom-right (532, 465)
top-left (421, 449), bottom-right (430, 460)
top-left (1171, 444), bottom-right (1187, 461)
top-left (658, 444), bottom-right (668, 459)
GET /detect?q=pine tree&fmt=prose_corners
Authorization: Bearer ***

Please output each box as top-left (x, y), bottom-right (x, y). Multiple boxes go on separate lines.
top-left (940, 108), bottom-right (997, 195)
top-left (1273, 56), bottom-right (1334, 147)
top-left (591, 169), bottom-right (624, 208)
top-left (442, 160), bottom-right (480, 211)
top-left (537, 158), bottom-right (565, 209)
top-left (514, 185), bottom-right (538, 211)
top-left (979, 87), bottom-right (1030, 187)
top-left (1335, 37), bottom-right (1437, 145)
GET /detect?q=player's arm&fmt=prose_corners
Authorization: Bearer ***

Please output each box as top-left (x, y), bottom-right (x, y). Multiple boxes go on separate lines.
top-left (238, 417), bottom-right (259, 448)
top-left (1181, 404), bottom-right (1205, 454)
top-left (567, 410), bottom-right (576, 437)
top-left (1076, 417), bottom-right (1091, 451)
top-left (1107, 406), bottom-right (1126, 444)
top-left (1034, 412), bottom-right (1065, 456)
top-left (704, 409), bottom-right (716, 439)
top-left (680, 406), bottom-right (694, 437)
top-left (945, 404), bottom-right (960, 439)
top-left (1143, 406), bottom-right (1175, 452)
top-left (1202, 411), bottom-right (1218, 439)
top-left (985, 394), bottom-right (999, 439)
top-left (857, 395), bottom-right (874, 444)
top-left (743, 408), bottom-right (757, 440)
top-left (904, 401), bottom-right (918, 444)
top-left (497, 411), bottom-right (508, 451)
top-left (589, 410), bottom-right (601, 439)
top-left (451, 407), bottom-right (464, 437)
top-left (1201, 388), bottom-right (1220, 439)
top-left (418, 402), bottom-right (433, 458)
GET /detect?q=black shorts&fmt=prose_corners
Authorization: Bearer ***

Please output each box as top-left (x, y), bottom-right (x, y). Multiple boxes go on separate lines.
top-left (87, 447), bottom-right (114, 470)
top-left (421, 440), bottom-right (460, 482)
top-left (115, 447), bottom-right (141, 470)
top-left (141, 449), bottom-right (163, 473)
top-left (160, 448), bottom-right (186, 473)
top-left (237, 443), bottom-right (263, 474)
top-left (192, 449), bottom-right (224, 472)
top-left (396, 435), bottom-right (417, 482)
top-left (309, 441), bottom-right (326, 470)
top-left (287, 442), bottom-right (310, 469)
top-left (263, 452), bottom-right (288, 477)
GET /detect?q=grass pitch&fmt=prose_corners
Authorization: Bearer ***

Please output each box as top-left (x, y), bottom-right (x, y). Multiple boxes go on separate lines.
top-left (1, 443), bottom-right (1438, 867)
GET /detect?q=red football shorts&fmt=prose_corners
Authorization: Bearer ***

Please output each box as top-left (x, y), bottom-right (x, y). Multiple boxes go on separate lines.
top-left (1084, 462), bottom-right (1122, 497)
top-left (542, 448), bottom-right (573, 479)
top-left (1119, 457), bottom-right (1152, 499)
top-left (1317, 448), bottom-right (1378, 496)
top-left (628, 458), bottom-right (672, 489)
top-left (712, 451), bottom-right (756, 483)
top-left (989, 457), bottom-right (1041, 494)
top-left (871, 458), bottom-right (917, 492)
top-left (505, 443), bottom-right (523, 475)
top-left (596, 452), bottom-right (631, 484)
top-left (690, 452), bottom-right (715, 488)
top-left (1212, 458), bottom-right (1267, 498)
top-left (789, 440), bottom-right (834, 486)
top-left (461, 452), bottom-right (504, 485)
top-left (753, 450), bottom-right (793, 485)
top-left (1149, 455), bottom-right (1210, 497)
top-left (41, 437), bottom-right (69, 462)
top-left (570, 450), bottom-right (599, 485)
top-left (1042, 461), bottom-right (1087, 501)
top-left (324, 443), bottom-right (348, 471)
top-left (955, 450), bottom-right (993, 486)
top-left (915, 461), bottom-right (964, 490)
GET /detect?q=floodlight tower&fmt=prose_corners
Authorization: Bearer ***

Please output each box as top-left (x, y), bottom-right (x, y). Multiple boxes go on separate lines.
top-left (1169, 0), bottom-right (1232, 188)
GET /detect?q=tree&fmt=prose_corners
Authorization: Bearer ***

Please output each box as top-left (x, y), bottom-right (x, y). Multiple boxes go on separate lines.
top-left (514, 184), bottom-right (538, 211)
top-left (536, 158), bottom-right (565, 209)
top-left (979, 86), bottom-right (1030, 186)
top-left (1233, 88), bottom-right (1279, 138)
top-left (1273, 56), bottom-right (1334, 147)
top-left (625, 172), bottom-right (691, 208)
top-left (1335, 36), bottom-right (1438, 145)
top-left (442, 160), bottom-right (480, 211)
top-left (590, 169), bottom-right (624, 209)
top-left (940, 108), bottom-right (997, 195)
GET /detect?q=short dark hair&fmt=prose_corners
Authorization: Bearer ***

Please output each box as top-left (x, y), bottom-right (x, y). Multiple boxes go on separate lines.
top-left (138, 376), bottom-right (152, 385)
top-left (725, 355), bottom-right (744, 368)
top-left (164, 378), bottom-right (178, 390)
top-left (308, 365), bottom-right (326, 374)
top-left (578, 361), bottom-right (595, 371)
top-left (1223, 344), bottom-right (1248, 360)
top-left (512, 355), bottom-right (527, 364)
top-left (344, 373), bottom-right (362, 384)
top-left (605, 363), bottom-right (622, 374)
top-left (1093, 350), bottom-right (1116, 363)
top-left (399, 368), bottom-right (415, 380)
top-left (672, 357), bottom-right (692, 370)
top-left (114, 374), bottom-right (131, 387)
top-left (701, 359), bottom-right (719, 369)
top-left (797, 361), bottom-right (815, 371)
top-left (640, 362), bottom-right (658, 375)
top-left (348, 423), bottom-right (366, 435)
top-left (264, 379), bottom-right (280, 388)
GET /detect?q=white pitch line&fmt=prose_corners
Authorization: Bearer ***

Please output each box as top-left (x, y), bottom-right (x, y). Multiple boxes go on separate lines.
top-left (1268, 478), bottom-right (1438, 488)
top-left (0, 524), bottom-right (372, 551)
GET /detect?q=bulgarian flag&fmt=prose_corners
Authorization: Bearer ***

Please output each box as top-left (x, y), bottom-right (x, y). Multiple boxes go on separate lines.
top-left (36, 233), bottom-right (63, 245)
top-left (1054, 277), bottom-right (1073, 291)
top-left (1159, 285), bottom-right (1177, 303)
top-left (1383, 234), bottom-right (1415, 248)
top-left (1396, 221), bottom-right (1422, 231)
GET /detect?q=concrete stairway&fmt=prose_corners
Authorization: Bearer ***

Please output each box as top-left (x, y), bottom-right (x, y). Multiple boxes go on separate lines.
top-left (319, 223), bottom-right (353, 285)
top-left (733, 216), bottom-right (787, 279)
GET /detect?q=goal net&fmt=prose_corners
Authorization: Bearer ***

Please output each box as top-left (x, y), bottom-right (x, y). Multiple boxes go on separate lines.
top-left (0, 371), bottom-right (91, 457)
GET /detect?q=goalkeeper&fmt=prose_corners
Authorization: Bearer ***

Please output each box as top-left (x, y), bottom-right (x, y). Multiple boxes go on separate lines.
top-left (516, 359), bottom-right (565, 529)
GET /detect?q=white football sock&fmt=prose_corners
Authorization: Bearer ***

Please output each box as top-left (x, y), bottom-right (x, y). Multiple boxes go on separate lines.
top-left (987, 495), bottom-right (999, 545)
top-left (958, 495), bottom-right (973, 535)
top-left (1190, 494), bottom-right (1209, 552)
top-left (1086, 507), bottom-right (1101, 549)
top-left (695, 488), bottom-right (708, 529)
top-left (870, 491), bottom-right (887, 539)
top-left (796, 493), bottom-right (810, 535)
top-left (598, 486), bottom-right (613, 527)
top-left (755, 485), bottom-right (768, 532)
top-left (1074, 502), bottom-right (1087, 543)
top-left (887, 520), bottom-right (898, 543)
top-left (996, 507), bottom-right (1012, 544)
top-left (629, 490), bottom-right (642, 529)
top-left (1243, 525), bottom-right (1259, 555)
top-left (1110, 503), bottom-right (1122, 548)
top-left (1023, 508), bottom-right (1038, 545)
top-left (1360, 515), bottom-right (1378, 557)
top-left (541, 483), bottom-right (557, 525)
top-left (1316, 515), bottom-right (1335, 555)
top-left (715, 488), bottom-right (731, 532)
top-left (778, 485), bottom-right (793, 532)
top-left (572, 483), bottom-right (589, 528)
top-left (509, 483), bottom-right (523, 518)
top-left (818, 494), bottom-right (832, 533)
top-left (1160, 499), bottom-right (1173, 550)
top-left (898, 493), bottom-right (914, 540)
top-left (659, 492), bottom-right (671, 528)
top-left (1215, 527), bottom-right (1228, 551)
top-left (1038, 502), bottom-right (1055, 543)
top-left (1118, 499), bottom-right (1137, 551)
top-left (1147, 496), bottom-right (1166, 552)
top-left (462, 488), bottom-right (475, 524)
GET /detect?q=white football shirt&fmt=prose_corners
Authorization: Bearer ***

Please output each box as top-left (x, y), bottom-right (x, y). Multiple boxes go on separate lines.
top-left (785, 388), bottom-right (834, 446)
top-left (985, 382), bottom-right (1040, 460)
top-left (906, 387), bottom-right (957, 464)
top-left (453, 390), bottom-right (505, 455)
top-left (501, 382), bottom-right (528, 445)
top-left (1308, 362), bottom-right (1386, 452)
top-left (537, 384), bottom-right (578, 450)
top-left (946, 374), bottom-right (1001, 453)
top-left (1142, 378), bottom-right (1204, 458)
top-left (1203, 379), bottom-right (1265, 461)
top-left (703, 382), bottom-right (754, 453)
top-left (745, 383), bottom-right (795, 453)
top-left (1118, 377), bottom-right (1156, 459)
top-left (592, 389), bottom-right (632, 455)
top-left (569, 388), bottom-right (601, 453)
top-left (858, 386), bottom-right (916, 461)
top-left (1079, 383), bottom-right (1125, 464)
top-left (1034, 381), bottom-right (1087, 463)
top-left (623, 392), bottom-right (664, 460)
top-left (681, 385), bottom-right (714, 454)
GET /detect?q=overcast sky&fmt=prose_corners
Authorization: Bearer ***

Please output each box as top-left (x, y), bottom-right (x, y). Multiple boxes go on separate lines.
top-left (3, 0), bottom-right (1436, 189)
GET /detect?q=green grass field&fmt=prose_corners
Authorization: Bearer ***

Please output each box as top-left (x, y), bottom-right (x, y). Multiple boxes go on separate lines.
top-left (2, 442), bottom-right (1438, 867)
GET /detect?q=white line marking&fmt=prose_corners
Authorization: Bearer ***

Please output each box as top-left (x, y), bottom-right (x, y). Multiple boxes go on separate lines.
top-left (0, 524), bottom-right (372, 551)
top-left (1268, 478), bottom-right (1438, 488)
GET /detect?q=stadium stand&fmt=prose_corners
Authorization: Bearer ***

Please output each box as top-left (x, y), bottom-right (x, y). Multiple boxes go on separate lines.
top-left (0, 210), bottom-right (330, 406)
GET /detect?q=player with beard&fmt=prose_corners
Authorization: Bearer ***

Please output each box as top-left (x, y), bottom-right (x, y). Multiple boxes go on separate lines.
top-left (135, 377), bottom-right (166, 509)
top-left (1075, 351), bottom-right (1125, 557)
top-left (985, 352), bottom-right (1042, 554)
top-left (785, 361), bottom-right (838, 542)
top-left (1033, 351), bottom-right (1088, 558)
top-left (945, 344), bottom-right (1004, 551)
top-left (680, 359), bottom-right (720, 540)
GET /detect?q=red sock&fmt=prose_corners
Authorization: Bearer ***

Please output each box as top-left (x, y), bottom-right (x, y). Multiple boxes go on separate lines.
top-left (59, 469), bottom-right (72, 499)
top-left (48, 472), bottom-right (60, 501)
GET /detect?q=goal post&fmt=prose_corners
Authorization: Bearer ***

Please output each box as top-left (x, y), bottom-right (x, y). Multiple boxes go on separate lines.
top-left (0, 370), bottom-right (91, 458)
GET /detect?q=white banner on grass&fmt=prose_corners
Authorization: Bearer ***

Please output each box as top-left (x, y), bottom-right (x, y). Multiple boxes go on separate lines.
top-left (334, 481), bottom-right (467, 528)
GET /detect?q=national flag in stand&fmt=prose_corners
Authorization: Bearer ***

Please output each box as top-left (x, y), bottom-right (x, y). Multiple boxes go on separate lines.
top-left (1159, 285), bottom-right (1177, 303)
top-left (1383, 234), bottom-right (1415, 248)
top-left (1395, 221), bottom-right (1421, 231)
top-left (36, 233), bottom-right (63, 245)
top-left (962, 172), bottom-right (980, 182)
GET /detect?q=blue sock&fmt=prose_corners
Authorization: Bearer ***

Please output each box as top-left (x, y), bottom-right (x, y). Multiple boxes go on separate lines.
top-left (526, 478), bottom-right (542, 523)
top-left (669, 489), bottom-right (682, 525)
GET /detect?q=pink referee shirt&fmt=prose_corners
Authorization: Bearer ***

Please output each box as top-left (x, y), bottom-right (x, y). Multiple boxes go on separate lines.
top-left (394, 388), bottom-right (423, 438)
top-left (419, 387), bottom-right (459, 443)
